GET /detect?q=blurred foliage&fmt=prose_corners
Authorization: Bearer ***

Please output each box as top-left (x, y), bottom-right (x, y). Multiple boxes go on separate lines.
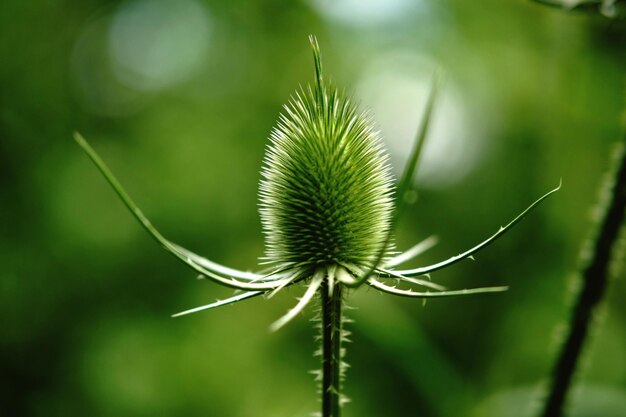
top-left (1, 0), bottom-right (625, 416)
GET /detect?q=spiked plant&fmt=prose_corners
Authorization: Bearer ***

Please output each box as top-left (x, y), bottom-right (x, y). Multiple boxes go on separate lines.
top-left (75, 36), bottom-right (559, 417)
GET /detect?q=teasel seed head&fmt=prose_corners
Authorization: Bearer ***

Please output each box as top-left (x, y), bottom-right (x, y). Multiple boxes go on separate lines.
top-left (259, 37), bottom-right (395, 273)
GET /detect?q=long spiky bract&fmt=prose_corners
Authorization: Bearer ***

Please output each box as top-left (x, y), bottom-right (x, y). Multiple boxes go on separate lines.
top-left (75, 35), bottom-right (559, 417)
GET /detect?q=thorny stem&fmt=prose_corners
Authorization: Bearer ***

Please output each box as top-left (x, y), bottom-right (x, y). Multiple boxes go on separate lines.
top-left (540, 138), bottom-right (626, 417)
top-left (321, 279), bottom-right (343, 417)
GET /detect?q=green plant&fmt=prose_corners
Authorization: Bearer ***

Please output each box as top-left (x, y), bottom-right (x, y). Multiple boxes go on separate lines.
top-left (75, 36), bottom-right (559, 417)
top-left (528, 2), bottom-right (626, 415)
top-left (539, 137), bottom-right (626, 417)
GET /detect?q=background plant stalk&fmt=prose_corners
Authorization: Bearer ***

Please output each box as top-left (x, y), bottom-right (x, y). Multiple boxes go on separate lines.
top-left (321, 279), bottom-right (344, 417)
top-left (540, 139), bottom-right (626, 417)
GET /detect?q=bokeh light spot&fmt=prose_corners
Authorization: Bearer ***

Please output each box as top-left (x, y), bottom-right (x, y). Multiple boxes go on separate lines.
top-left (356, 51), bottom-right (486, 189)
top-left (109, 0), bottom-right (211, 91)
top-left (308, 0), bottom-right (419, 26)
top-left (71, 16), bottom-right (146, 117)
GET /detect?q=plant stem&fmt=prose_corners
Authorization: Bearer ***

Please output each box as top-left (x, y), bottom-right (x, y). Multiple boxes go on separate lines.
top-left (321, 279), bottom-right (343, 417)
top-left (540, 139), bottom-right (626, 417)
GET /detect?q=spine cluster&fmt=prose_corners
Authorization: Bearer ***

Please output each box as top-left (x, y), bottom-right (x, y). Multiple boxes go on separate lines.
top-left (259, 38), bottom-right (394, 273)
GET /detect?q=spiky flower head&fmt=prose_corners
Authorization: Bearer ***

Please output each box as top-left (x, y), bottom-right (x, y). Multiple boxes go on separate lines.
top-left (259, 37), bottom-right (394, 273)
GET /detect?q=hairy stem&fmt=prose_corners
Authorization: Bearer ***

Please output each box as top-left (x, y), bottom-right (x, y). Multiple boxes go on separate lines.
top-left (321, 279), bottom-right (343, 417)
top-left (541, 139), bottom-right (626, 417)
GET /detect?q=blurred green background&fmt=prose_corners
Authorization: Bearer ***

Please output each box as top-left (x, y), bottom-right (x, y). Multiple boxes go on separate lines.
top-left (1, 1), bottom-right (625, 416)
